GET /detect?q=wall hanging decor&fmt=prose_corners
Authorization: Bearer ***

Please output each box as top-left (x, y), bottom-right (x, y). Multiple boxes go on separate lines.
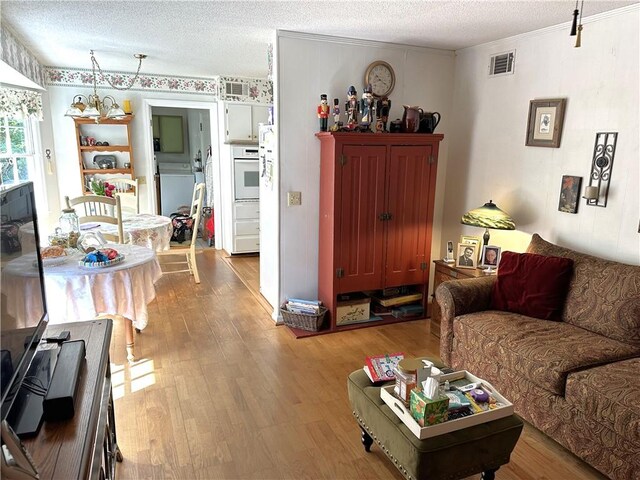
top-left (584, 132), bottom-right (617, 207)
top-left (558, 175), bottom-right (582, 214)
top-left (525, 98), bottom-right (566, 148)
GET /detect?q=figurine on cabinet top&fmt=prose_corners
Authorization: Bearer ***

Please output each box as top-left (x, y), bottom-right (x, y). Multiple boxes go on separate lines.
top-left (345, 85), bottom-right (359, 128)
top-left (317, 94), bottom-right (330, 132)
top-left (360, 84), bottom-right (376, 130)
top-left (330, 98), bottom-right (342, 131)
top-left (376, 96), bottom-right (391, 132)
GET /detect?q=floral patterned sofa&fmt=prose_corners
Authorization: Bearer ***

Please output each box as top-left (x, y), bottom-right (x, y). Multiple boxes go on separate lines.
top-left (435, 234), bottom-right (640, 480)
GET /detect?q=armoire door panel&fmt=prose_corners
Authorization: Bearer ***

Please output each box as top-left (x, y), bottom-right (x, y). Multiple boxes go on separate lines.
top-left (337, 145), bottom-right (386, 292)
top-left (385, 145), bottom-right (433, 286)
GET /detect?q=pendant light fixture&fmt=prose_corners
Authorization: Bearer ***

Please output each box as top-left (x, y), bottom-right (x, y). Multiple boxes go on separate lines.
top-left (570, 0), bottom-right (585, 47)
top-left (64, 50), bottom-right (146, 122)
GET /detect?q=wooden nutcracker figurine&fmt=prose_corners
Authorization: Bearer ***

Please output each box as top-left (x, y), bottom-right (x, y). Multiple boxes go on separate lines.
top-left (359, 84), bottom-right (375, 130)
top-left (317, 94), bottom-right (330, 132)
top-left (330, 98), bottom-right (342, 131)
top-left (345, 85), bottom-right (359, 128)
top-left (376, 96), bottom-right (391, 132)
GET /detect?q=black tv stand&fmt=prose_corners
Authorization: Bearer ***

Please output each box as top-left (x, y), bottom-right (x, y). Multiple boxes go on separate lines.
top-left (7, 348), bottom-right (56, 437)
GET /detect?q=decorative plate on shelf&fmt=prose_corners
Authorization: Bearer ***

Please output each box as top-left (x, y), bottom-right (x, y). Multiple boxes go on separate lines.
top-left (79, 253), bottom-right (125, 269)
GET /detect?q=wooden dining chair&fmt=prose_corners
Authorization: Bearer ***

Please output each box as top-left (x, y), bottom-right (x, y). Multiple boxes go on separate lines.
top-left (157, 182), bottom-right (205, 283)
top-left (109, 178), bottom-right (139, 216)
top-left (65, 194), bottom-right (124, 243)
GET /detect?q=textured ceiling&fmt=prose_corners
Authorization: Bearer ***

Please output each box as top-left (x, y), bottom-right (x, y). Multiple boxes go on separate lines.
top-left (1, 0), bottom-right (637, 79)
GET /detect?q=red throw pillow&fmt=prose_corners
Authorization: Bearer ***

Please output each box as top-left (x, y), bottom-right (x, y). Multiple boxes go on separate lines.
top-left (491, 251), bottom-right (574, 321)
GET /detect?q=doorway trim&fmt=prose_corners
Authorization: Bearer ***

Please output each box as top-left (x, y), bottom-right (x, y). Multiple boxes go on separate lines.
top-left (140, 98), bottom-right (222, 249)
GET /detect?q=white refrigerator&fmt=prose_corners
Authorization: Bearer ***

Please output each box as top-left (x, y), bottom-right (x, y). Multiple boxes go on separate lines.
top-left (258, 125), bottom-right (279, 317)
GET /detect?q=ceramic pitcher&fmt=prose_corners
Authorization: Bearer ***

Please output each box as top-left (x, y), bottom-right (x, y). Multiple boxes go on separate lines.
top-left (419, 112), bottom-right (441, 133)
top-left (402, 105), bottom-right (423, 133)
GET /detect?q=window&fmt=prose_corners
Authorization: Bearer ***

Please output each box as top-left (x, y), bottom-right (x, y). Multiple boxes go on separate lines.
top-left (0, 116), bottom-right (35, 184)
top-left (0, 115), bottom-right (47, 218)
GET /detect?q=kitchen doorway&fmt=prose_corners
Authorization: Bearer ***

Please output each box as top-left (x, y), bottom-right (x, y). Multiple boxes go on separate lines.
top-left (140, 99), bottom-right (222, 249)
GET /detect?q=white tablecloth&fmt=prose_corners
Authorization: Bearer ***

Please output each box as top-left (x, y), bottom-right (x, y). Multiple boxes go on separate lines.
top-left (81, 214), bottom-right (173, 252)
top-left (1, 243), bottom-right (161, 330)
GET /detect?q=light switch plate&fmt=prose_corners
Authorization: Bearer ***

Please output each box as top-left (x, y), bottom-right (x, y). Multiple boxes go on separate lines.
top-left (287, 191), bottom-right (302, 206)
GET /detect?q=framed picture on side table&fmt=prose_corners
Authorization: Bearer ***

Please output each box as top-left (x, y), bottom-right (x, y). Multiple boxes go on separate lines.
top-left (481, 245), bottom-right (502, 272)
top-left (456, 243), bottom-right (478, 269)
top-left (526, 98), bottom-right (566, 148)
top-left (460, 235), bottom-right (482, 263)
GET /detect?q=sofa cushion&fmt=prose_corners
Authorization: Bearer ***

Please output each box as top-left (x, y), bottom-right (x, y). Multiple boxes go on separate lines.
top-left (453, 311), bottom-right (640, 396)
top-left (491, 251), bottom-right (573, 321)
top-left (566, 358), bottom-right (640, 448)
top-left (527, 233), bottom-right (640, 347)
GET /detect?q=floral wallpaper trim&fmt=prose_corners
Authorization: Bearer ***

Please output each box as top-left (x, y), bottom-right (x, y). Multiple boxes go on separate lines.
top-left (44, 67), bottom-right (219, 95)
top-left (44, 67), bottom-right (273, 104)
top-left (0, 87), bottom-right (44, 120)
top-left (219, 76), bottom-right (273, 104)
top-left (0, 25), bottom-right (46, 88)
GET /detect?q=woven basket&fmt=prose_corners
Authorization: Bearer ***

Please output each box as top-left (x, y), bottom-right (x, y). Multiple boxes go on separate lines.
top-left (280, 303), bottom-right (327, 332)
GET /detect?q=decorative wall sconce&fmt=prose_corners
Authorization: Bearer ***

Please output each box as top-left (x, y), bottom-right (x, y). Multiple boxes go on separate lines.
top-left (584, 132), bottom-right (617, 207)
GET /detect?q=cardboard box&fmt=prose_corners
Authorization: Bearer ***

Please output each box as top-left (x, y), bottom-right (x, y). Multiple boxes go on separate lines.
top-left (410, 389), bottom-right (449, 426)
top-left (380, 370), bottom-right (514, 439)
top-left (336, 293), bottom-right (370, 325)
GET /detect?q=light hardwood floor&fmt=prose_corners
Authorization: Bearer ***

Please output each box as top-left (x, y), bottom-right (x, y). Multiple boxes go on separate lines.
top-left (109, 250), bottom-right (607, 479)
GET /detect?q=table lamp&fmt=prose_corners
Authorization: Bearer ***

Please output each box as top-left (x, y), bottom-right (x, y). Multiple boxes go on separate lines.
top-left (460, 200), bottom-right (516, 246)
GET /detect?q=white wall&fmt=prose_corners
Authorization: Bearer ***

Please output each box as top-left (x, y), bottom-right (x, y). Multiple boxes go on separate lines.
top-left (445, 6), bottom-right (640, 265)
top-left (277, 32), bottom-right (455, 302)
top-left (45, 86), bottom-right (217, 214)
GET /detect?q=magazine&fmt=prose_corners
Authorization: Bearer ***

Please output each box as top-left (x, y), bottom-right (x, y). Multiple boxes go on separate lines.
top-left (364, 352), bottom-right (405, 383)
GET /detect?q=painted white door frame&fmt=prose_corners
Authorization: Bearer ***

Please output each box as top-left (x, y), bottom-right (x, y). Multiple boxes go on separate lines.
top-left (140, 98), bottom-right (222, 249)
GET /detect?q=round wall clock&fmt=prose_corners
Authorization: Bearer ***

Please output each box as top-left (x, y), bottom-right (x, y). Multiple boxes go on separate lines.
top-left (364, 61), bottom-right (395, 98)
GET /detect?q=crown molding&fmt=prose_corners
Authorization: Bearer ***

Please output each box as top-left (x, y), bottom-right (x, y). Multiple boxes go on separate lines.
top-left (277, 30), bottom-right (455, 57)
top-left (457, 3), bottom-right (640, 53)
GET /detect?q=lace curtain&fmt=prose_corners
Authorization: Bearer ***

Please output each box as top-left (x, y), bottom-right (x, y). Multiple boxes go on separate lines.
top-left (0, 87), bottom-right (43, 120)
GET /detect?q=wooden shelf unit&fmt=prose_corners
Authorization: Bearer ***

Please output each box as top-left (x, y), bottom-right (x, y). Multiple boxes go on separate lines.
top-left (74, 115), bottom-right (135, 194)
top-left (315, 132), bottom-right (444, 336)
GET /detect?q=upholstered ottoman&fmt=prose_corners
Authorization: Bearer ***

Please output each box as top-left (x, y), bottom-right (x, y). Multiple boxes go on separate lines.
top-left (347, 369), bottom-right (523, 480)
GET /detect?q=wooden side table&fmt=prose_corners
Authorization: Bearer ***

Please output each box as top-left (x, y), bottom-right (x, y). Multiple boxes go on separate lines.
top-left (431, 260), bottom-right (493, 338)
top-left (23, 320), bottom-right (121, 479)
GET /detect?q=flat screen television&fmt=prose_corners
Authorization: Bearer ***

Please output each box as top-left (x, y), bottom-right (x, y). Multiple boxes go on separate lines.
top-left (0, 181), bottom-right (50, 436)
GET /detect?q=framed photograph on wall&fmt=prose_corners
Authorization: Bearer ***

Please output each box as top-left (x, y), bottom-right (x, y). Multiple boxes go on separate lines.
top-left (525, 98), bottom-right (566, 148)
top-left (481, 245), bottom-right (501, 270)
top-left (558, 175), bottom-right (582, 214)
top-left (456, 243), bottom-right (478, 269)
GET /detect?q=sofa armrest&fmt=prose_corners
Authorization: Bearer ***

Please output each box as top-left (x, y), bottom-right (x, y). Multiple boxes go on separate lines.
top-left (435, 276), bottom-right (496, 366)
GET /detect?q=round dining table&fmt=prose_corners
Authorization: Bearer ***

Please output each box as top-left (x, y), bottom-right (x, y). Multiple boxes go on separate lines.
top-left (2, 243), bottom-right (161, 361)
top-left (81, 213), bottom-right (173, 252)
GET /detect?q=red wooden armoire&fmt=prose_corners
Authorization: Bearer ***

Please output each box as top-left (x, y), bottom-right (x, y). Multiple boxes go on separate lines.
top-left (316, 132), bottom-right (444, 332)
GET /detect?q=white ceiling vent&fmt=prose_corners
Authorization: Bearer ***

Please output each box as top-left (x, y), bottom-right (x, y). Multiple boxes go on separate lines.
top-left (225, 81), bottom-right (249, 96)
top-left (489, 50), bottom-right (515, 77)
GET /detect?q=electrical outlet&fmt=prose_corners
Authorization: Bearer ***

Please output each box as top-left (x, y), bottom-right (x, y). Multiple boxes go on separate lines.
top-left (287, 191), bottom-right (302, 206)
